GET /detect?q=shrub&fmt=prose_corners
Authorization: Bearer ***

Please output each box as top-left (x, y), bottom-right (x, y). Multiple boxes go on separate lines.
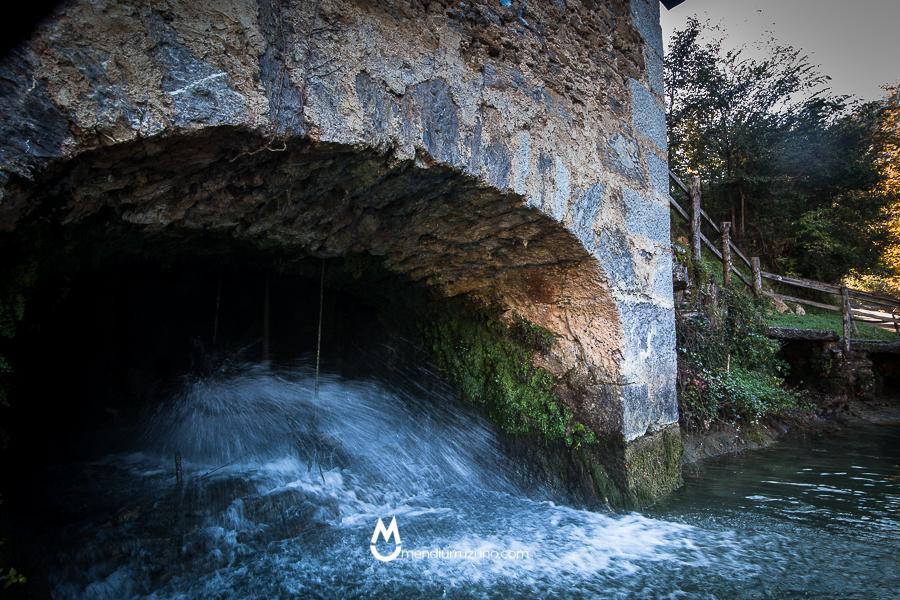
top-left (677, 276), bottom-right (801, 430)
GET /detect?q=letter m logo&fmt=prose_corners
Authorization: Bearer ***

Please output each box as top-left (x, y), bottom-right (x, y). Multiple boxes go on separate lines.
top-left (370, 517), bottom-right (402, 562)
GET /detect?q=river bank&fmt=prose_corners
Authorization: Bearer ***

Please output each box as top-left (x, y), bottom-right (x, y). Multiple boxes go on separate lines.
top-left (682, 393), bottom-right (900, 465)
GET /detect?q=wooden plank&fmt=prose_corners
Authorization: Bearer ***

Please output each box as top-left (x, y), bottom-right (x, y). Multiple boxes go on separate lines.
top-left (729, 241), bottom-right (753, 270)
top-left (766, 326), bottom-right (839, 341)
top-left (849, 289), bottom-right (900, 308)
top-left (700, 210), bottom-right (753, 269)
top-left (852, 317), bottom-right (896, 325)
top-left (700, 212), bottom-right (752, 268)
top-left (851, 299), bottom-right (900, 312)
top-left (849, 311), bottom-right (897, 324)
top-left (700, 208), bottom-right (720, 234)
top-left (763, 290), bottom-right (841, 312)
top-left (760, 271), bottom-right (842, 295)
top-left (701, 232), bottom-right (722, 259)
top-left (669, 170), bottom-right (690, 195)
top-left (669, 195), bottom-right (689, 222)
top-left (697, 208), bottom-right (753, 269)
top-left (669, 170), bottom-right (752, 268)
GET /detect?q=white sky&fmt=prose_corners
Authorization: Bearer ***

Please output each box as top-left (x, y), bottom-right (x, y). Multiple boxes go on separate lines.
top-left (660, 0), bottom-right (900, 101)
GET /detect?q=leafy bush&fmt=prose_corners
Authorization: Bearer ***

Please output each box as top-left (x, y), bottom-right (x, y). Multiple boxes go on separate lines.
top-left (677, 277), bottom-right (802, 430)
top-left (1, 566), bottom-right (26, 590)
top-left (708, 367), bottom-right (799, 423)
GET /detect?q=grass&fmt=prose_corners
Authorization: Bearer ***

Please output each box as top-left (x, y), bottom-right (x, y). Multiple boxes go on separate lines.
top-left (677, 238), bottom-right (897, 342)
top-left (675, 216), bottom-right (897, 342)
top-left (767, 309), bottom-right (898, 341)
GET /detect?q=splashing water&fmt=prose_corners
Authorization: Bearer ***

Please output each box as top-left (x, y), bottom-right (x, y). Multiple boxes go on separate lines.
top-left (38, 358), bottom-right (899, 598)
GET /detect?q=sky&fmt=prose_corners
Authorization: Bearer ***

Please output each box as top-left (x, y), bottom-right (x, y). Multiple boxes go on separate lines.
top-left (660, 0), bottom-right (900, 101)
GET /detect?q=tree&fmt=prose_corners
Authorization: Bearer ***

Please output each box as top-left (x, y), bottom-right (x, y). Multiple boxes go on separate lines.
top-left (666, 18), bottom-right (890, 283)
top-left (845, 84), bottom-right (900, 295)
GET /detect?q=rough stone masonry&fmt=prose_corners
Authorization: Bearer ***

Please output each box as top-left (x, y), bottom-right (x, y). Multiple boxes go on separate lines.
top-left (0, 0), bottom-right (679, 502)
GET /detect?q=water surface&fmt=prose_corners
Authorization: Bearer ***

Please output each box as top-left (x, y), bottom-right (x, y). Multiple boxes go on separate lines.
top-left (37, 362), bottom-right (899, 598)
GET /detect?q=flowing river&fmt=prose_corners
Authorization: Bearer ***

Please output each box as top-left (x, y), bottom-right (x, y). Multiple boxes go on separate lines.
top-left (34, 358), bottom-right (899, 598)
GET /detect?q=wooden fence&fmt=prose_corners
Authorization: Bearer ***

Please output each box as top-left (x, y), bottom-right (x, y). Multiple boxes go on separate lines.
top-left (668, 171), bottom-right (900, 352)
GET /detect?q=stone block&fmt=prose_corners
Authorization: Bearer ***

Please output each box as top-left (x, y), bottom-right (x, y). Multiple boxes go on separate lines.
top-left (623, 187), bottom-right (670, 244)
top-left (646, 151), bottom-right (669, 196)
top-left (630, 79), bottom-right (667, 152)
top-left (630, 0), bottom-right (663, 56)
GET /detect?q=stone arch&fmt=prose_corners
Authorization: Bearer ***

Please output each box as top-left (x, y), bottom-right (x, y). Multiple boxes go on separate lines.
top-left (0, 0), bottom-right (681, 504)
top-left (1, 126), bottom-right (626, 437)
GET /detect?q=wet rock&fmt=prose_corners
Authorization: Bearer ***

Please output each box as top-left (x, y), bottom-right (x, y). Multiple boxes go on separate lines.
top-left (0, 48), bottom-right (69, 181)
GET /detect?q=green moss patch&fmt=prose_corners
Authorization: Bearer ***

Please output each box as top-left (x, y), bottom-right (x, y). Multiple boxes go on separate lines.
top-left (623, 425), bottom-right (683, 506)
top-left (418, 299), bottom-right (597, 448)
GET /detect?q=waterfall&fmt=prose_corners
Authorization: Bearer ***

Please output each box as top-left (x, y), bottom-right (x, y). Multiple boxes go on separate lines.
top-left (46, 356), bottom-right (744, 598)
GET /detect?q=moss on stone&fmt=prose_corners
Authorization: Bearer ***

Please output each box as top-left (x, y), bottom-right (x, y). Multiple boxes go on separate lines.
top-left (416, 297), bottom-right (685, 508)
top-left (623, 425), bottom-right (683, 506)
top-left (418, 298), bottom-right (597, 448)
top-left (586, 457), bottom-right (627, 507)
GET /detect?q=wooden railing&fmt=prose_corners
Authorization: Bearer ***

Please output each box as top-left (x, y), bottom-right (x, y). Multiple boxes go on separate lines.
top-left (668, 171), bottom-right (900, 351)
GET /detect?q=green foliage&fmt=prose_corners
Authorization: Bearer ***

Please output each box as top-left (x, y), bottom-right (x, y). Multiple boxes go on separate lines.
top-left (0, 501), bottom-right (26, 590)
top-left (683, 366), bottom-right (799, 426)
top-left (846, 84), bottom-right (900, 294)
top-left (1, 566), bottom-right (26, 589)
top-left (678, 276), bottom-right (802, 429)
top-left (768, 309), bottom-right (898, 342)
top-left (420, 300), bottom-right (597, 448)
top-left (667, 17), bottom-right (890, 283)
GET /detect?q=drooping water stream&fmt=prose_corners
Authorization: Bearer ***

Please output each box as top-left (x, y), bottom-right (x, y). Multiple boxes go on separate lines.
top-left (31, 354), bottom-right (900, 598)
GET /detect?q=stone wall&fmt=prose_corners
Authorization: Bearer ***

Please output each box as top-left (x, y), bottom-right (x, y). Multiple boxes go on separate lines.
top-left (0, 0), bottom-right (679, 502)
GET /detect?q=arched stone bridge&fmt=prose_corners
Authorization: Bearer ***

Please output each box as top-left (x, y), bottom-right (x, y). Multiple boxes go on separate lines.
top-left (0, 0), bottom-right (679, 503)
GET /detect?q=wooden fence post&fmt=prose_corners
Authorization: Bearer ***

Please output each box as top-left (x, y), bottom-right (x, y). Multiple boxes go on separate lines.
top-left (689, 175), bottom-right (702, 264)
top-left (840, 286), bottom-right (852, 353)
top-left (751, 257), bottom-right (762, 297)
top-left (721, 222), bottom-right (732, 286)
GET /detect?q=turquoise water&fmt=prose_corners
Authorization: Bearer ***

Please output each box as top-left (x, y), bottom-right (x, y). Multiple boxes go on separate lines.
top-left (646, 425), bottom-right (900, 598)
top-left (37, 363), bottom-right (899, 598)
